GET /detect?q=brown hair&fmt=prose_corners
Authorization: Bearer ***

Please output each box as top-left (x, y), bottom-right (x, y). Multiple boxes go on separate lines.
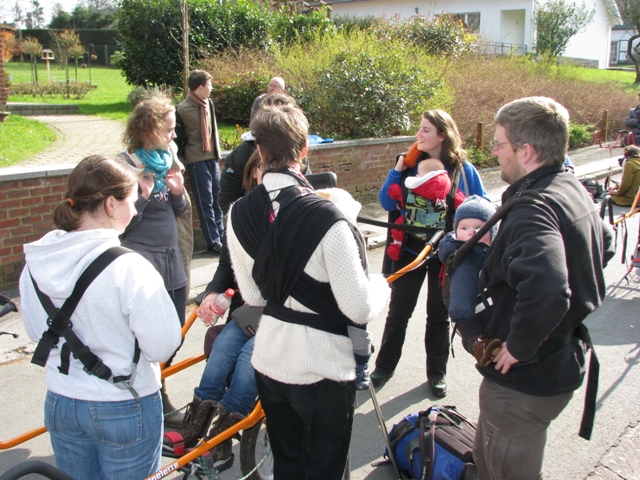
top-left (495, 96), bottom-right (569, 168)
top-left (123, 93), bottom-right (175, 152)
top-left (250, 104), bottom-right (308, 172)
top-left (422, 110), bottom-right (466, 171)
top-left (188, 70), bottom-right (212, 92)
top-left (243, 150), bottom-right (261, 193)
top-left (54, 155), bottom-right (139, 232)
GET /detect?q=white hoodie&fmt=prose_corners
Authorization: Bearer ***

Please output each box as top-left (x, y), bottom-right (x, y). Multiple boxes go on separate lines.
top-left (19, 228), bottom-right (181, 401)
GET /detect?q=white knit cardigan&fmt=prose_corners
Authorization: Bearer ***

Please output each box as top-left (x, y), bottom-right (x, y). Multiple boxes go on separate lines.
top-left (227, 173), bottom-right (390, 385)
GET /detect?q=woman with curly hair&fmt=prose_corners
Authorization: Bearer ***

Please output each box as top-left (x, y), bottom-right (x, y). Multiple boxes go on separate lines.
top-left (119, 93), bottom-right (192, 427)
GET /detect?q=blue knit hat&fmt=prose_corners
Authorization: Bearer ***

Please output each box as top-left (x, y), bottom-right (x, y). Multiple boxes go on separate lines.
top-left (454, 195), bottom-right (497, 239)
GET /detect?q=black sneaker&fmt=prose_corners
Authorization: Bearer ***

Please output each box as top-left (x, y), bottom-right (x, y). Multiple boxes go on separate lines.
top-left (429, 378), bottom-right (448, 398)
top-left (207, 242), bottom-right (223, 254)
top-left (355, 363), bottom-right (370, 390)
top-left (370, 369), bottom-right (394, 388)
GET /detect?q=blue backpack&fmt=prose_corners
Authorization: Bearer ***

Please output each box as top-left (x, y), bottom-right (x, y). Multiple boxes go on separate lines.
top-left (385, 405), bottom-right (476, 480)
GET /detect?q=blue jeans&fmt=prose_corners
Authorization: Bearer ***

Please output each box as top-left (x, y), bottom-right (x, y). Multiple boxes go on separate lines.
top-left (187, 159), bottom-right (224, 246)
top-left (194, 321), bottom-right (257, 416)
top-left (44, 390), bottom-right (163, 480)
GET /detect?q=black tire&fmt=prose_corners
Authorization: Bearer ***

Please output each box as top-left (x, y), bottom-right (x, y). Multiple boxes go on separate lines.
top-left (0, 461), bottom-right (74, 480)
top-left (240, 417), bottom-right (273, 480)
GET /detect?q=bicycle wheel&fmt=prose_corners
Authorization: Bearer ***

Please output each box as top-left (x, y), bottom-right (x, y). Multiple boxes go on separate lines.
top-left (240, 417), bottom-right (273, 480)
top-left (0, 461), bottom-right (74, 480)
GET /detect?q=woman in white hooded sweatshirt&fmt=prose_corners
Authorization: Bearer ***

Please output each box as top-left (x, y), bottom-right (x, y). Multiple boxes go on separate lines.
top-left (19, 155), bottom-right (181, 480)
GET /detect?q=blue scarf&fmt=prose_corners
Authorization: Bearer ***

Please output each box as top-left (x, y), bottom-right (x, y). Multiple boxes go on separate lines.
top-left (135, 148), bottom-right (172, 193)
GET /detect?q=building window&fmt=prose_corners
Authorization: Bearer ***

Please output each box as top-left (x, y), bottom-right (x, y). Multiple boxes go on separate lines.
top-left (453, 12), bottom-right (480, 33)
top-left (610, 41), bottom-right (619, 64)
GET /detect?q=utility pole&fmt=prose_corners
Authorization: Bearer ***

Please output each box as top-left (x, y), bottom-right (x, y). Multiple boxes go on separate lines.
top-left (181, 0), bottom-right (189, 97)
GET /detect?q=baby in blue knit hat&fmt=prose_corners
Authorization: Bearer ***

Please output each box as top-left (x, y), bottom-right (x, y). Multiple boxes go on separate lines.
top-left (438, 195), bottom-right (501, 366)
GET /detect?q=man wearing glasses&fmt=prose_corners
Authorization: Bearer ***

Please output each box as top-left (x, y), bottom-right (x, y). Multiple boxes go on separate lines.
top-left (466, 97), bottom-right (614, 479)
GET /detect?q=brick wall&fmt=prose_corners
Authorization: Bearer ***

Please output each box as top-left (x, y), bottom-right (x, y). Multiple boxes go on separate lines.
top-left (0, 136), bottom-right (414, 289)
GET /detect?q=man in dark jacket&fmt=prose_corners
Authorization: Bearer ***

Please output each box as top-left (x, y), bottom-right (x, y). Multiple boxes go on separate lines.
top-left (625, 92), bottom-right (640, 140)
top-left (464, 97), bottom-right (615, 479)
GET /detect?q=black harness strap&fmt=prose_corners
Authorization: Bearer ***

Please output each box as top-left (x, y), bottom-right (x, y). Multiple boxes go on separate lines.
top-left (576, 323), bottom-right (599, 441)
top-left (30, 247), bottom-right (142, 400)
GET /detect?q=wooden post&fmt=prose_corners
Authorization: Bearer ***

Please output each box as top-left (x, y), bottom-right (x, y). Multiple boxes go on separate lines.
top-left (603, 109), bottom-right (609, 140)
top-left (476, 122), bottom-right (484, 149)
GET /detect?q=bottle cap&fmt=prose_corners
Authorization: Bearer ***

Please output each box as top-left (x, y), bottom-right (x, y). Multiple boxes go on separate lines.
top-left (224, 288), bottom-right (235, 298)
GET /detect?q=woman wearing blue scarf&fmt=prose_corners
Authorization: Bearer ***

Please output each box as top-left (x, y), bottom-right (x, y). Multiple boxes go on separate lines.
top-left (119, 93), bottom-right (191, 428)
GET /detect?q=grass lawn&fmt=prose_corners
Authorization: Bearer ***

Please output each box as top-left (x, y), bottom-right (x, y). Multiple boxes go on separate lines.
top-left (6, 61), bottom-right (132, 120)
top-left (0, 114), bottom-right (57, 167)
top-left (2, 62), bottom-right (241, 167)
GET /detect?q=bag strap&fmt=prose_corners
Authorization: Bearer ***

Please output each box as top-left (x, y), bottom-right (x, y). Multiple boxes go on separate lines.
top-left (445, 168), bottom-right (462, 233)
top-left (575, 323), bottom-right (599, 440)
top-left (450, 186), bottom-right (541, 272)
top-left (30, 247), bottom-right (142, 400)
top-left (418, 409), bottom-right (438, 480)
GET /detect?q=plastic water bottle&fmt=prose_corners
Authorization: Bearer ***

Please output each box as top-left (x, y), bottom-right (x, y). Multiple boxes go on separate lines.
top-left (210, 288), bottom-right (235, 325)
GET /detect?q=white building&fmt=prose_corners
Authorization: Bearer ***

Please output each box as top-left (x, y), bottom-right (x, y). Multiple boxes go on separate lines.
top-left (326, 0), bottom-right (622, 68)
top-left (610, 23), bottom-right (639, 65)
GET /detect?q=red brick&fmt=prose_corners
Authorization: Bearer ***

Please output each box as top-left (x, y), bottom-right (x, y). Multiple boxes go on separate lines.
top-left (8, 208), bottom-right (30, 219)
top-left (0, 218), bottom-right (21, 229)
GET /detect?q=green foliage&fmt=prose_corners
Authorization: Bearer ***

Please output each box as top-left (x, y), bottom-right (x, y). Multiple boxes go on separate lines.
top-left (211, 73), bottom-right (268, 126)
top-left (9, 81), bottom-right (93, 100)
top-left (569, 122), bottom-right (594, 149)
top-left (49, 4), bottom-right (117, 29)
top-left (535, 0), bottom-right (595, 57)
top-left (277, 30), bottom-right (450, 139)
top-left (402, 15), bottom-right (477, 57)
top-left (466, 146), bottom-right (497, 169)
top-left (271, 6), bottom-right (335, 44)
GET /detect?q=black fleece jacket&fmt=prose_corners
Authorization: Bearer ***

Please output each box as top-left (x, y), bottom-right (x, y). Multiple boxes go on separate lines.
top-left (468, 165), bottom-right (614, 396)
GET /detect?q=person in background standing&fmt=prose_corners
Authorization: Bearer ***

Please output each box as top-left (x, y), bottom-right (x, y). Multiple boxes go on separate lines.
top-left (176, 70), bottom-right (224, 253)
top-left (250, 77), bottom-right (285, 121)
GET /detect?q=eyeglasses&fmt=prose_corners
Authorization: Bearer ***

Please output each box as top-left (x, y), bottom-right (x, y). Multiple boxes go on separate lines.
top-left (489, 139), bottom-right (515, 149)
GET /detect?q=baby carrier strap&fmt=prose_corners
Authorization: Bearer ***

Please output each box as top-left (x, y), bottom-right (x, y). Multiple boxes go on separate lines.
top-left (30, 246), bottom-right (142, 401)
top-left (232, 183), bottom-right (365, 336)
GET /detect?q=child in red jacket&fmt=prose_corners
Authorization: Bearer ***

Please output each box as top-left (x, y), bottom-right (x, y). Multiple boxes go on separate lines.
top-left (387, 157), bottom-right (465, 260)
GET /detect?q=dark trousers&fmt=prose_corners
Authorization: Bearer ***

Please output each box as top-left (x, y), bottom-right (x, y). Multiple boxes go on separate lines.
top-left (187, 159), bottom-right (224, 246)
top-left (255, 372), bottom-right (355, 480)
top-left (375, 254), bottom-right (450, 380)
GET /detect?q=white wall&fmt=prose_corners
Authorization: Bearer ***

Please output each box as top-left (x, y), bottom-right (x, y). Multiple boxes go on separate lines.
top-left (560, 0), bottom-right (613, 68)
top-left (330, 0), bottom-right (615, 68)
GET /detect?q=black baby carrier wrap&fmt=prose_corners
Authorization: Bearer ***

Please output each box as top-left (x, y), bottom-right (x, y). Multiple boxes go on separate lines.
top-left (230, 177), bottom-right (367, 337)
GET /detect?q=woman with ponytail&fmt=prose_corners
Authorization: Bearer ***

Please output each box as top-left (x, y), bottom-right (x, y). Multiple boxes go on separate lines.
top-left (19, 155), bottom-right (181, 480)
top-left (371, 110), bottom-right (490, 397)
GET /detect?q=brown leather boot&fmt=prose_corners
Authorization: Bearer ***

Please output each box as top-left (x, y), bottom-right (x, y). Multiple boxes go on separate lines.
top-left (163, 397), bottom-right (219, 456)
top-left (469, 335), bottom-right (502, 367)
top-left (205, 406), bottom-right (245, 465)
